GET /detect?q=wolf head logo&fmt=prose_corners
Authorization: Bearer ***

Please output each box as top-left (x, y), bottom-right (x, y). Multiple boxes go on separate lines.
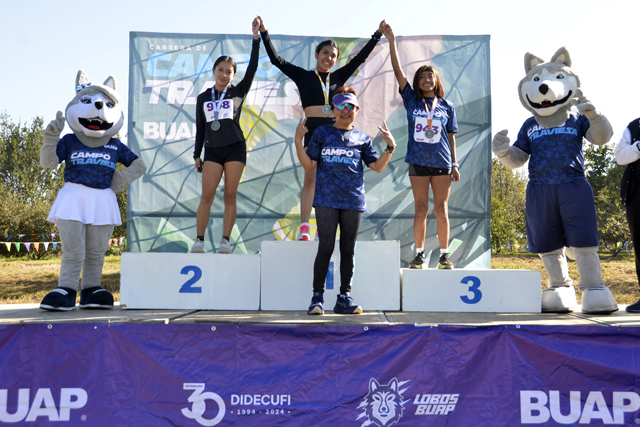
top-left (357, 378), bottom-right (409, 427)
top-left (518, 47), bottom-right (580, 129)
top-left (65, 69), bottom-right (124, 148)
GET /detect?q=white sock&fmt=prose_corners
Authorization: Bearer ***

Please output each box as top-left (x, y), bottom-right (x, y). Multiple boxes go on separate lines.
top-left (300, 222), bottom-right (310, 229)
top-left (440, 248), bottom-right (448, 254)
top-left (416, 248), bottom-right (424, 255)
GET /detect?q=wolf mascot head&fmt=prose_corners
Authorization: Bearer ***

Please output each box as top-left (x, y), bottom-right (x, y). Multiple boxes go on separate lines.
top-left (518, 47), bottom-right (580, 129)
top-left (65, 70), bottom-right (124, 148)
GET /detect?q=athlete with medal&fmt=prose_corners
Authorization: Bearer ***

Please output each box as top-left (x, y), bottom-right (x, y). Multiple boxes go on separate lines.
top-left (382, 22), bottom-right (460, 270)
top-left (258, 16), bottom-right (385, 242)
top-left (191, 18), bottom-right (261, 254)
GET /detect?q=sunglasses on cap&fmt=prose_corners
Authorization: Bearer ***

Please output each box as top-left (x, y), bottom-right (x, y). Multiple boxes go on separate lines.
top-left (335, 103), bottom-right (357, 111)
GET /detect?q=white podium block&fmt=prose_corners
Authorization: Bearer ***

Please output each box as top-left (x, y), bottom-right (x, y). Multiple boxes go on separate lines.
top-left (402, 269), bottom-right (541, 313)
top-left (120, 252), bottom-right (260, 310)
top-left (260, 241), bottom-right (400, 311)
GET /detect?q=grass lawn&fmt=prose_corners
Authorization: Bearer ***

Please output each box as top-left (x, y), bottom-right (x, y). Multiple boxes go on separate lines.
top-left (0, 252), bottom-right (638, 305)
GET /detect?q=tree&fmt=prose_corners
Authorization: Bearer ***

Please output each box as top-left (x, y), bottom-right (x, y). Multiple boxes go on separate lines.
top-left (491, 158), bottom-right (527, 252)
top-left (584, 142), bottom-right (630, 256)
top-left (0, 113), bottom-right (65, 258)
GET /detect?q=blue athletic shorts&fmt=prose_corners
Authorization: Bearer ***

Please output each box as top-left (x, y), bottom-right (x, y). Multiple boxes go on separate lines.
top-left (525, 179), bottom-right (599, 253)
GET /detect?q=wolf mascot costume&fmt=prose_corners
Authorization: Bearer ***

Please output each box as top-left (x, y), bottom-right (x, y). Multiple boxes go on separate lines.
top-left (492, 47), bottom-right (618, 314)
top-left (39, 70), bottom-right (146, 310)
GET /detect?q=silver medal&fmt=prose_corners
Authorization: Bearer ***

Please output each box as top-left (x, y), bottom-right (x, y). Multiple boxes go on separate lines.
top-left (425, 128), bottom-right (435, 139)
top-left (211, 120), bottom-right (221, 131)
top-left (322, 105), bottom-right (332, 115)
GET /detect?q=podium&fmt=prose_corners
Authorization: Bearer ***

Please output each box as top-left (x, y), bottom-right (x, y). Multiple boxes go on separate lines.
top-left (260, 241), bottom-right (401, 311)
top-left (401, 269), bottom-right (542, 312)
top-left (120, 253), bottom-right (261, 310)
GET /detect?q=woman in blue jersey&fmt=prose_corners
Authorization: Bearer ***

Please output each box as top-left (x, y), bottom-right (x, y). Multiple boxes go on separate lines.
top-left (382, 23), bottom-right (459, 270)
top-left (294, 87), bottom-right (396, 315)
top-left (190, 19), bottom-right (261, 254)
top-left (258, 16), bottom-right (385, 241)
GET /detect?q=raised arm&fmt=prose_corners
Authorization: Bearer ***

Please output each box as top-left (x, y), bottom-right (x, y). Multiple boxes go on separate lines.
top-left (334, 20), bottom-right (385, 80)
top-left (257, 15), bottom-right (303, 80)
top-left (380, 22), bottom-right (408, 91)
top-left (235, 18), bottom-right (262, 94)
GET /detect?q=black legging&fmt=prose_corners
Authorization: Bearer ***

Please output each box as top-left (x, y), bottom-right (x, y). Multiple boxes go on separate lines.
top-left (627, 176), bottom-right (640, 291)
top-left (312, 206), bottom-right (363, 294)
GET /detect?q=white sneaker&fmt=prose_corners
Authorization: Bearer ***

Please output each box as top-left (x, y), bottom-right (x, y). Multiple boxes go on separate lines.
top-left (190, 239), bottom-right (205, 253)
top-left (217, 239), bottom-right (231, 254)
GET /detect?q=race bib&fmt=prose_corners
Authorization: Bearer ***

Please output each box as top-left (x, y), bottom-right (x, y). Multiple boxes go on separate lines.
top-left (203, 99), bottom-right (234, 122)
top-left (414, 117), bottom-right (442, 144)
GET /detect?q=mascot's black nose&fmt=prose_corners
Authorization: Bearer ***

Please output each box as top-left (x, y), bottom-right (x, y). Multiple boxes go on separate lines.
top-left (538, 84), bottom-right (549, 95)
top-left (95, 101), bottom-right (104, 110)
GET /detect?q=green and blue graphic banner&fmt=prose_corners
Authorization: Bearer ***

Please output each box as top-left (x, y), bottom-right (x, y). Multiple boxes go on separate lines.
top-left (127, 32), bottom-right (491, 268)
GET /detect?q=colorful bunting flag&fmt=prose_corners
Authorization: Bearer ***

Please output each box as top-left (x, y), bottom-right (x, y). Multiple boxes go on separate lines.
top-left (34, 242), bottom-right (40, 251)
top-left (44, 242), bottom-right (50, 251)
top-left (14, 243), bottom-right (20, 251)
top-left (6, 235), bottom-right (13, 241)
top-left (4, 243), bottom-right (10, 251)
top-left (53, 242), bottom-right (58, 250)
top-left (25, 243), bottom-right (31, 251)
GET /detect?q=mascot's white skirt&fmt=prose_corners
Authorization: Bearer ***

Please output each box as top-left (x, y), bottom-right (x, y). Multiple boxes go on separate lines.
top-left (47, 182), bottom-right (122, 226)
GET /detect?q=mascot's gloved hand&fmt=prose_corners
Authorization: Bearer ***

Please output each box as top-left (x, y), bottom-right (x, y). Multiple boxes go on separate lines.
top-left (572, 88), bottom-right (600, 121)
top-left (492, 129), bottom-right (530, 169)
top-left (110, 157), bottom-right (147, 193)
top-left (41, 111), bottom-right (65, 168)
top-left (571, 88), bottom-right (613, 145)
top-left (492, 130), bottom-right (511, 157)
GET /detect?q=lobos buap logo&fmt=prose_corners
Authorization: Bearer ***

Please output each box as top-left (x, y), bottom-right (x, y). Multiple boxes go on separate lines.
top-left (357, 378), bottom-right (410, 427)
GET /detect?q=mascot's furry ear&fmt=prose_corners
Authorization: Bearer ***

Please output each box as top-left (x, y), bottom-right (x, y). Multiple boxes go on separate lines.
top-left (524, 53), bottom-right (545, 73)
top-left (75, 70), bottom-right (92, 92)
top-left (103, 75), bottom-right (117, 91)
top-left (550, 47), bottom-right (571, 67)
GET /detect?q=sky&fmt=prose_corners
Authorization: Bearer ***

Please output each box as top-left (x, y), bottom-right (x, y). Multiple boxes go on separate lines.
top-left (2, 0), bottom-right (639, 146)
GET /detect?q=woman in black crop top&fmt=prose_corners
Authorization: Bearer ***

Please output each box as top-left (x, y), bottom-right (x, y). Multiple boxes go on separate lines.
top-left (190, 18), bottom-right (261, 254)
top-left (257, 16), bottom-right (384, 241)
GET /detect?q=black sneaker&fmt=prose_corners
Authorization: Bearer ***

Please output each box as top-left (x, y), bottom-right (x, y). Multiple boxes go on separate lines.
top-left (40, 287), bottom-right (77, 311)
top-left (409, 251), bottom-right (426, 269)
top-left (438, 253), bottom-right (454, 269)
top-left (308, 292), bottom-right (324, 315)
top-left (626, 298), bottom-right (640, 313)
top-left (334, 293), bottom-right (362, 314)
top-left (79, 287), bottom-right (114, 309)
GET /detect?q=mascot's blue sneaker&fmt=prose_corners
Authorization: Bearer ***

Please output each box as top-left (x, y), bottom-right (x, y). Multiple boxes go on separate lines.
top-left (40, 287), bottom-right (77, 311)
top-left (307, 292), bottom-right (324, 315)
top-left (79, 287), bottom-right (114, 309)
top-left (334, 293), bottom-right (362, 315)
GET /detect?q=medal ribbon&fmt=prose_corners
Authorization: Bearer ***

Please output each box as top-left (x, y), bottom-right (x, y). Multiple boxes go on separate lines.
top-left (315, 70), bottom-right (330, 108)
top-left (422, 97), bottom-right (439, 129)
top-left (211, 86), bottom-right (229, 121)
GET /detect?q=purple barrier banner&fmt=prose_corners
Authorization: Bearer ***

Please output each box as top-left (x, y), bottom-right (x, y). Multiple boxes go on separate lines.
top-left (0, 323), bottom-right (639, 426)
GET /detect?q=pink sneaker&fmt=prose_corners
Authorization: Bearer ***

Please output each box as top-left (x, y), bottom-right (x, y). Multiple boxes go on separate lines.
top-left (298, 224), bottom-right (311, 241)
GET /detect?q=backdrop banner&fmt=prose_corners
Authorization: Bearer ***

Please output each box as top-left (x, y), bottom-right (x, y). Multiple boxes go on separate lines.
top-left (127, 32), bottom-right (491, 268)
top-left (1, 324), bottom-right (639, 426)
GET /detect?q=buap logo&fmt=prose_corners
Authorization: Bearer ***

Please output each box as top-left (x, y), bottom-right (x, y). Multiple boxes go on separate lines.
top-left (520, 390), bottom-right (640, 425)
top-left (182, 383), bottom-right (226, 426)
top-left (0, 388), bottom-right (87, 423)
top-left (357, 378), bottom-right (410, 427)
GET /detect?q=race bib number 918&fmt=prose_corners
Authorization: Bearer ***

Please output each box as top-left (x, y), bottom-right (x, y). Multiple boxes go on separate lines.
top-left (204, 99), bottom-right (234, 122)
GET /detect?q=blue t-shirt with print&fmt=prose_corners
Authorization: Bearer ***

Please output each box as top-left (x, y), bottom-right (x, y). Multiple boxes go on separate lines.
top-left (57, 134), bottom-right (139, 189)
top-left (400, 84), bottom-right (458, 168)
top-left (307, 125), bottom-right (379, 212)
top-left (513, 113), bottom-right (590, 184)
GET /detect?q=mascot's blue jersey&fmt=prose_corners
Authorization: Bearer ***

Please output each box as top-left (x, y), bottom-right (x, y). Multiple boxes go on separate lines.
top-left (57, 134), bottom-right (139, 189)
top-left (307, 125), bottom-right (379, 212)
top-left (514, 112), bottom-right (590, 184)
top-left (400, 84), bottom-right (458, 169)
